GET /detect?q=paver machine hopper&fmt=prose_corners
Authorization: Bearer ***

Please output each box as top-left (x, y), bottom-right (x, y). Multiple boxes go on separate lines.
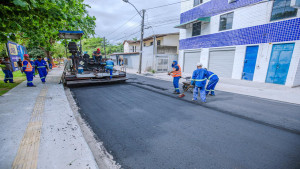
top-left (58, 30), bottom-right (127, 86)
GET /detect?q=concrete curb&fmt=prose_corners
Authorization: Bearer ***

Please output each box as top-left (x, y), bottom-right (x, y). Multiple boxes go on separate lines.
top-left (65, 88), bottom-right (121, 169)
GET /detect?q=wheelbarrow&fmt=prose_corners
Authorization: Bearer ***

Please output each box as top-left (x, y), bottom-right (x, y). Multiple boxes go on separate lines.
top-left (182, 77), bottom-right (194, 93)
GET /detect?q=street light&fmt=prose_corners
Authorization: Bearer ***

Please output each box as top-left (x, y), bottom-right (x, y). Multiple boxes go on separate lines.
top-left (123, 0), bottom-right (145, 74)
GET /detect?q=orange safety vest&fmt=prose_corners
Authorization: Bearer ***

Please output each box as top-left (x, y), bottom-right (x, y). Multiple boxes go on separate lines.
top-left (172, 65), bottom-right (182, 77)
top-left (22, 60), bottom-right (33, 72)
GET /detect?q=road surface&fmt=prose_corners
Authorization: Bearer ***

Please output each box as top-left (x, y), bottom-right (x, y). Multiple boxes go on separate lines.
top-left (71, 75), bottom-right (300, 169)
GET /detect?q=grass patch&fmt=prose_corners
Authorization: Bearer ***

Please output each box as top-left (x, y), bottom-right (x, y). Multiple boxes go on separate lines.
top-left (0, 70), bottom-right (27, 96)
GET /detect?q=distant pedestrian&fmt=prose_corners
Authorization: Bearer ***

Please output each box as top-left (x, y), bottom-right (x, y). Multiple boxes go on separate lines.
top-left (205, 69), bottom-right (219, 96)
top-left (17, 58), bottom-right (23, 73)
top-left (48, 58), bottom-right (53, 69)
top-left (1, 57), bottom-right (14, 83)
top-left (30, 58), bottom-right (36, 77)
top-left (34, 56), bottom-right (49, 83)
top-left (23, 54), bottom-right (35, 87)
top-left (191, 63), bottom-right (208, 103)
top-left (168, 60), bottom-right (181, 94)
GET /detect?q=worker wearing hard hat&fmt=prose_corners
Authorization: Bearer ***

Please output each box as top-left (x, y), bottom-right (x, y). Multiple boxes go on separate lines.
top-left (34, 56), bottom-right (49, 83)
top-left (168, 60), bottom-right (182, 94)
top-left (23, 54), bottom-right (35, 87)
top-left (191, 63), bottom-right (208, 102)
top-left (205, 69), bottom-right (219, 96)
top-left (105, 58), bottom-right (114, 79)
top-left (93, 48), bottom-right (102, 63)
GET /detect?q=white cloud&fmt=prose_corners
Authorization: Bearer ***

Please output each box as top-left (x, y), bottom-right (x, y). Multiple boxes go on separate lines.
top-left (84, 0), bottom-right (181, 44)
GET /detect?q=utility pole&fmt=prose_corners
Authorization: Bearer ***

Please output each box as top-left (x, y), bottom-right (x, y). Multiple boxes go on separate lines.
top-left (138, 9), bottom-right (145, 74)
top-left (103, 37), bottom-right (107, 58)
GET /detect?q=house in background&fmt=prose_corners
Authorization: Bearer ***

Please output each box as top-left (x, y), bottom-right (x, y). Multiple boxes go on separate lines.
top-left (176, 0), bottom-right (300, 87)
top-left (111, 32), bottom-right (180, 72)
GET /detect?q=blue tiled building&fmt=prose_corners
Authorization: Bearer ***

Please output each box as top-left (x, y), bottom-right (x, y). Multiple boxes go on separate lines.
top-left (176, 0), bottom-right (300, 86)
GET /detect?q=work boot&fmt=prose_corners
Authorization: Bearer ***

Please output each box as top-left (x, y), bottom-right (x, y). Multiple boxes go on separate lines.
top-left (27, 85), bottom-right (36, 87)
top-left (173, 91), bottom-right (178, 94)
top-left (192, 99), bottom-right (197, 102)
top-left (42, 82), bottom-right (46, 84)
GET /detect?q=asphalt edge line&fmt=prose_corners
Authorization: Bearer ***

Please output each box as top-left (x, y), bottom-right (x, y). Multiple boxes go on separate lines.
top-left (128, 73), bottom-right (300, 106)
top-left (65, 87), bottom-right (121, 169)
top-left (129, 83), bottom-right (300, 136)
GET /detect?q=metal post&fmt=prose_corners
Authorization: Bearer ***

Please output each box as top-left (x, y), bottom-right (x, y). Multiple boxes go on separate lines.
top-left (103, 37), bottom-right (107, 58)
top-left (138, 9), bottom-right (145, 74)
top-left (64, 35), bottom-right (67, 59)
top-left (153, 35), bottom-right (156, 71)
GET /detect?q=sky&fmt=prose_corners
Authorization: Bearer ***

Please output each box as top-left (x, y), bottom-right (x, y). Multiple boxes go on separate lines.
top-left (84, 0), bottom-right (182, 44)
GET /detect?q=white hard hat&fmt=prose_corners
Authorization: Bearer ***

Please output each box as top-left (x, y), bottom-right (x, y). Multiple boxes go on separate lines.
top-left (197, 63), bottom-right (203, 67)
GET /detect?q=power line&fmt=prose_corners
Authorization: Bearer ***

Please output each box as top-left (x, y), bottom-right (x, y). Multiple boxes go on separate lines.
top-left (113, 30), bottom-right (141, 42)
top-left (149, 21), bottom-right (180, 28)
top-left (106, 13), bottom-right (139, 37)
top-left (146, 0), bottom-right (192, 10)
top-left (109, 24), bottom-right (141, 41)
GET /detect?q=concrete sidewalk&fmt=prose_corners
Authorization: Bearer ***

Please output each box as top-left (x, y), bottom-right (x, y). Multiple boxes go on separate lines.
top-left (0, 68), bottom-right (98, 169)
top-left (125, 68), bottom-right (300, 105)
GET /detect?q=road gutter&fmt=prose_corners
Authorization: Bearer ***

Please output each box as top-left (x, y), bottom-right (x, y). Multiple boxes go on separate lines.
top-left (65, 88), bottom-right (121, 169)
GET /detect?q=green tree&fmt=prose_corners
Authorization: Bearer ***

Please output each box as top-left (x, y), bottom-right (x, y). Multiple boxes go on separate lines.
top-left (27, 47), bottom-right (45, 59)
top-left (1, 0), bottom-right (96, 64)
top-left (82, 38), bottom-right (123, 56)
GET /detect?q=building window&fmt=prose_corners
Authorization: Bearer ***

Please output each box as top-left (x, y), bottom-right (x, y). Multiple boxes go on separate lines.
top-left (124, 58), bottom-right (128, 65)
top-left (271, 0), bottom-right (298, 21)
top-left (192, 22), bottom-right (201, 36)
top-left (194, 0), bottom-right (203, 7)
top-left (132, 46), bottom-right (135, 52)
top-left (144, 43), bottom-right (146, 47)
top-left (157, 40), bottom-right (161, 46)
top-left (219, 12), bottom-right (234, 31)
top-left (135, 46), bottom-right (136, 52)
top-left (150, 42), bottom-right (153, 46)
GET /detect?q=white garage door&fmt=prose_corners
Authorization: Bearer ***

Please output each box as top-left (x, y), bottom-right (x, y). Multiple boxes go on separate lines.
top-left (209, 50), bottom-right (235, 78)
top-left (184, 51), bottom-right (201, 73)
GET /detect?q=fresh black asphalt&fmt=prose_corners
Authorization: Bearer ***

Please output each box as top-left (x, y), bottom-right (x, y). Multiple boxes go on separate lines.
top-left (71, 75), bottom-right (300, 169)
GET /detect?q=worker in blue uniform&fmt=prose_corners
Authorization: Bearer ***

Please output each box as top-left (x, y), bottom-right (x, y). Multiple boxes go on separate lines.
top-left (168, 60), bottom-right (182, 94)
top-left (205, 69), bottom-right (219, 96)
top-left (105, 59), bottom-right (114, 79)
top-left (191, 63), bottom-right (208, 102)
top-left (1, 57), bottom-right (14, 83)
top-left (34, 56), bottom-right (49, 83)
top-left (23, 54), bottom-right (35, 87)
top-left (30, 59), bottom-right (36, 77)
top-left (48, 58), bottom-right (52, 69)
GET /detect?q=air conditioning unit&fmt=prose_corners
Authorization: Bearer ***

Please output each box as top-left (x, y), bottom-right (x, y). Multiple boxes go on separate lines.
top-left (228, 0), bottom-right (236, 3)
top-left (291, 0), bottom-right (300, 8)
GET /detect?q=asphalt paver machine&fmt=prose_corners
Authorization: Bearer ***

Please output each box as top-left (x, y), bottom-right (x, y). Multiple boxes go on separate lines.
top-left (58, 30), bottom-right (127, 86)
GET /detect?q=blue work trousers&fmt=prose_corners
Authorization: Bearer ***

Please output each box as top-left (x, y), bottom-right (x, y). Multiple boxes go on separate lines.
top-left (206, 79), bottom-right (219, 95)
top-left (173, 77), bottom-right (180, 93)
top-left (193, 86), bottom-right (206, 102)
top-left (25, 71), bottom-right (34, 86)
top-left (49, 63), bottom-right (52, 69)
top-left (106, 68), bottom-right (113, 79)
top-left (3, 70), bottom-right (14, 83)
top-left (37, 68), bottom-right (47, 82)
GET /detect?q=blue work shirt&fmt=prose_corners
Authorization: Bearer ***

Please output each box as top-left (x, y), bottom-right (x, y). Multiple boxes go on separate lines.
top-left (105, 60), bottom-right (114, 70)
top-left (34, 60), bottom-right (47, 70)
top-left (191, 68), bottom-right (208, 87)
top-left (207, 71), bottom-right (218, 81)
